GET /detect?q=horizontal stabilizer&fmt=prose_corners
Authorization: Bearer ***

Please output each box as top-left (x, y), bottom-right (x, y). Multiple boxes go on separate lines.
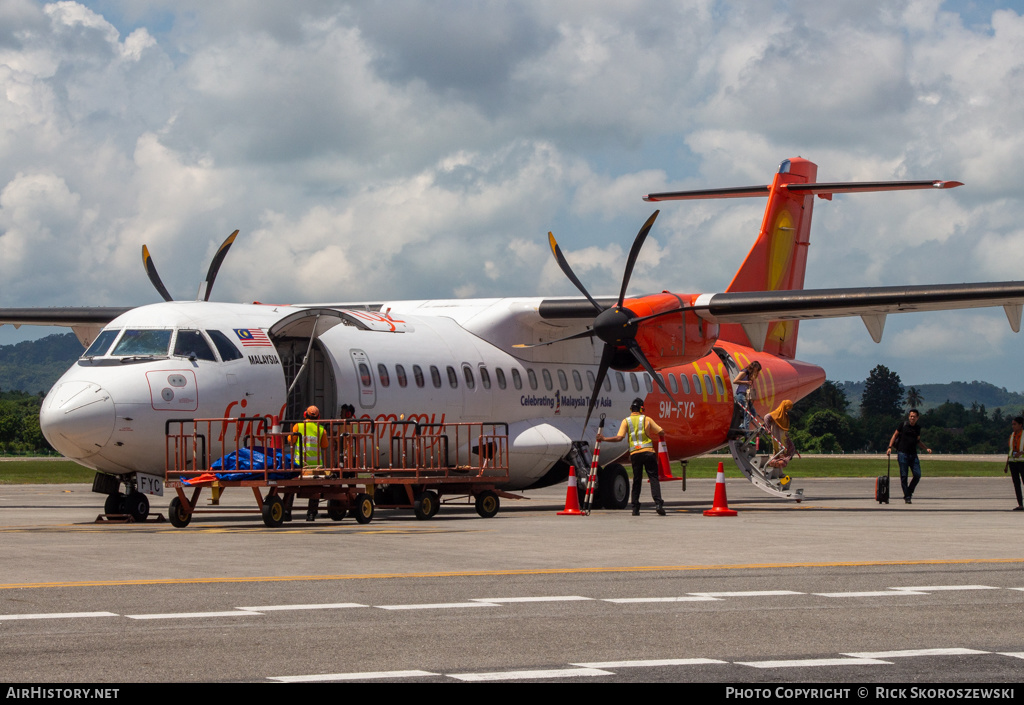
top-left (644, 180), bottom-right (961, 202)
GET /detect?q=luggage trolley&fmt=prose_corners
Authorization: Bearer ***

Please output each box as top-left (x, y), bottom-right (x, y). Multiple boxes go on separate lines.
top-left (164, 417), bottom-right (510, 527)
top-left (371, 421), bottom-right (510, 519)
top-left (164, 416), bottom-right (377, 528)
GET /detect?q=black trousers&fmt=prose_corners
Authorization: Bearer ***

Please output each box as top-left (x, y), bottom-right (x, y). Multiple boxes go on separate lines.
top-left (630, 451), bottom-right (663, 507)
top-left (1009, 462), bottom-right (1024, 507)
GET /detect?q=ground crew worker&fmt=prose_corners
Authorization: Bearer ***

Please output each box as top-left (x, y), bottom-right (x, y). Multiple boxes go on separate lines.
top-left (290, 405), bottom-right (330, 521)
top-left (597, 397), bottom-right (666, 516)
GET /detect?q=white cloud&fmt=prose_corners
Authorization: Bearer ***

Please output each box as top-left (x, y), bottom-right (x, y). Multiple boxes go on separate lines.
top-left (1, 0), bottom-right (1023, 390)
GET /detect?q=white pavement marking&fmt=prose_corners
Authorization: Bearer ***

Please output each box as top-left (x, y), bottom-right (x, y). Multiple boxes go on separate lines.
top-left (737, 658), bottom-right (892, 669)
top-left (844, 648), bottom-right (990, 658)
top-left (469, 596), bottom-right (594, 603)
top-left (375, 602), bottom-right (500, 610)
top-left (0, 612), bottom-right (119, 621)
top-left (689, 591), bottom-right (803, 597)
top-left (997, 652), bottom-right (1024, 660)
top-left (603, 596), bottom-right (720, 603)
top-left (237, 603), bottom-right (367, 611)
top-left (572, 658), bottom-right (727, 668)
top-left (813, 591), bottom-right (928, 597)
top-left (126, 610), bottom-right (262, 620)
top-left (269, 670), bottom-right (438, 682)
top-left (889, 585), bottom-right (998, 592)
top-left (448, 667), bottom-right (612, 682)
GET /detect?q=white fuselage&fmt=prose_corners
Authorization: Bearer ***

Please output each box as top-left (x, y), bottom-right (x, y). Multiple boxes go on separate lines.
top-left (41, 299), bottom-right (696, 490)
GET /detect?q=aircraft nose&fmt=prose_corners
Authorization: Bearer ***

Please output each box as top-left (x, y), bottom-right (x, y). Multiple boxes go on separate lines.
top-left (40, 381), bottom-right (115, 460)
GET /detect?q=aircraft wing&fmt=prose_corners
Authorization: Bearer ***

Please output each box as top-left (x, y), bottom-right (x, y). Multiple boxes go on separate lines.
top-left (0, 307), bottom-right (132, 347)
top-left (692, 281), bottom-right (1024, 349)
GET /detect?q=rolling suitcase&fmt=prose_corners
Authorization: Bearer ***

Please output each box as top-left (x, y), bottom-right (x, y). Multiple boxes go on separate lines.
top-left (875, 457), bottom-right (890, 504)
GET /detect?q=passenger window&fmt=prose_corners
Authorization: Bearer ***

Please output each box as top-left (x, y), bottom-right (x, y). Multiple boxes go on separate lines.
top-left (615, 372), bottom-right (626, 393)
top-left (680, 373), bottom-right (690, 394)
top-left (496, 368), bottom-right (507, 390)
top-left (715, 375), bottom-right (726, 396)
top-left (447, 366), bottom-right (458, 388)
top-left (704, 374), bottom-right (713, 395)
top-left (604, 374), bottom-right (612, 392)
top-left (668, 373), bottom-right (679, 395)
top-left (512, 369), bottom-right (523, 390)
top-left (542, 369), bottom-right (553, 391)
top-left (207, 330), bottom-right (244, 362)
top-left (572, 370), bottom-right (583, 391)
top-left (359, 363), bottom-right (372, 388)
top-left (83, 329), bottom-right (119, 358)
top-left (586, 370), bottom-right (595, 390)
top-left (173, 330), bottom-right (217, 362)
top-left (557, 369), bottom-right (568, 391)
top-left (378, 364), bottom-right (390, 387)
top-left (430, 365), bottom-right (442, 388)
top-left (413, 365), bottom-right (425, 388)
top-left (527, 369), bottom-right (538, 390)
top-left (692, 374), bottom-right (702, 394)
top-left (480, 367), bottom-right (491, 389)
top-left (463, 364), bottom-right (475, 389)
top-left (644, 374), bottom-right (653, 394)
top-left (394, 364), bottom-right (407, 387)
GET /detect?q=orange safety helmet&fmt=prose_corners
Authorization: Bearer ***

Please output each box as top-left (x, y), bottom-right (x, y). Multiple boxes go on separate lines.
top-left (304, 405), bottom-right (320, 419)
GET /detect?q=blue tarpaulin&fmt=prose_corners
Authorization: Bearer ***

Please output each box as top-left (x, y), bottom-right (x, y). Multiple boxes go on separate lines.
top-left (197, 447), bottom-right (300, 481)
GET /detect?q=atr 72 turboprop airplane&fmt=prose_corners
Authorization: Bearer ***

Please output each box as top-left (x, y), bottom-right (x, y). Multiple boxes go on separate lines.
top-left (3, 157), bottom-right (1024, 518)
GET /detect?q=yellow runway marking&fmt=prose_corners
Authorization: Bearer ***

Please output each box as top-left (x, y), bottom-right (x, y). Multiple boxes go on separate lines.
top-left (3, 557), bottom-right (1024, 590)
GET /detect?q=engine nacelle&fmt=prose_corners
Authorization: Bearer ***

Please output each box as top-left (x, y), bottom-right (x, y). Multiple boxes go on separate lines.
top-left (616, 293), bottom-right (719, 371)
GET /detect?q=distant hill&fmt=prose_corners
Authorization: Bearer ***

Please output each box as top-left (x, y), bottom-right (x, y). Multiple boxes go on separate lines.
top-left (0, 333), bottom-right (83, 394)
top-left (840, 380), bottom-right (1024, 415)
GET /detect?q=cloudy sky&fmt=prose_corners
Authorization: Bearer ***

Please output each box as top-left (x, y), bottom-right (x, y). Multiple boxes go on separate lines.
top-left (2, 0), bottom-right (1023, 392)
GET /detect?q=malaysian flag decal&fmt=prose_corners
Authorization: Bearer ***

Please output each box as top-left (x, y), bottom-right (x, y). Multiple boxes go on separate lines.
top-left (234, 328), bottom-right (271, 347)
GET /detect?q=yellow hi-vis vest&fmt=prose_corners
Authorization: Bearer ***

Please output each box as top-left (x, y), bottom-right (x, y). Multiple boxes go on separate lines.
top-left (627, 414), bottom-right (654, 454)
top-left (1010, 431), bottom-right (1024, 461)
top-left (293, 421), bottom-right (325, 468)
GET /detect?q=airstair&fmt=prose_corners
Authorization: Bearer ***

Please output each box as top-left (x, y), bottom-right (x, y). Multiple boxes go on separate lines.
top-left (727, 407), bottom-right (803, 501)
top-left (713, 346), bottom-right (803, 502)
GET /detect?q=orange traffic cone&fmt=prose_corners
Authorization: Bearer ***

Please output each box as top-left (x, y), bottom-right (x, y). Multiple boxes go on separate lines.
top-left (657, 441), bottom-right (678, 482)
top-left (557, 463), bottom-right (584, 516)
top-left (703, 462), bottom-right (737, 517)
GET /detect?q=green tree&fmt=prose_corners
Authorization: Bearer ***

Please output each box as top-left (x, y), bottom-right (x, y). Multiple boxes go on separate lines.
top-left (905, 386), bottom-right (923, 408)
top-left (861, 365), bottom-right (904, 419)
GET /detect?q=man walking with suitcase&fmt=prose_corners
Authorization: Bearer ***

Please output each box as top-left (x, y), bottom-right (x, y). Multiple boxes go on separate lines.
top-left (886, 409), bottom-right (932, 504)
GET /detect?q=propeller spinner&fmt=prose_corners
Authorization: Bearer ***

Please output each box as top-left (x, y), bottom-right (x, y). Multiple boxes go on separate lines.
top-left (141, 230), bottom-right (239, 303)
top-left (519, 211), bottom-right (688, 432)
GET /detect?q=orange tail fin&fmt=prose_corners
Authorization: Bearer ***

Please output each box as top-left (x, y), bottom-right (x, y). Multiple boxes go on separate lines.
top-left (718, 157), bottom-right (818, 358)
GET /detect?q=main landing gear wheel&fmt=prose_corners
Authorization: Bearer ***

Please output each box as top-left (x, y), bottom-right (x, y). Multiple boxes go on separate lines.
top-left (104, 493), bottom-right (124, 516)
top-left (598, 463), bottom-right (630, 510)
top-left (353, 493), bottom-right (374, 524)
top-left (168, 496), bottom-right (191, 528)
top-left (124, 491), bottom-right (150, 521)
top-left (413, 490), bottom-right (440, 520)
top-left (474, 490), bottom-right (499, 518)
top-left (327, 499), bottom-right (347, 521)
top-left (262, 495), bottom-right (285, 527)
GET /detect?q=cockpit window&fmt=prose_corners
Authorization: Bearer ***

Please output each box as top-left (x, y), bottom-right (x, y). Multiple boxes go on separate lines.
top-left (82, 329), bottom-right (119, 358)
top-left (111, 329), bottom-right (172, 357)
top-left (173, 330), bottom-right (217, 362)
top-left (206, 330), bottom-right (244, 362)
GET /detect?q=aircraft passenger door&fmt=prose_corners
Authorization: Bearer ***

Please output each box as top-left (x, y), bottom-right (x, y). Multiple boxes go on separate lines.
top-left (351, 349), bottom-right (376, 409)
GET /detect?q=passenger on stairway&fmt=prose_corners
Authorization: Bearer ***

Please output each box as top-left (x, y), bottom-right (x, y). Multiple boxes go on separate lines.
top-left (764, 400), bottom-right (796, 470)
top-left (731, 361), bottom-right (761, 431)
